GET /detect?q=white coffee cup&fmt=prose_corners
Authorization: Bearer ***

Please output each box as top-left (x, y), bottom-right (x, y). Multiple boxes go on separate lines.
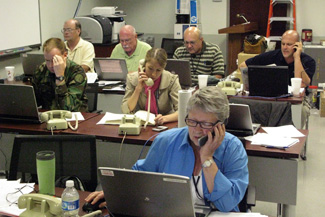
top-left (291, 78), bottom-right (302, 97)
top-left (198, 75), bottom-right (208, 89)
top-left (5, 66), bottom-right (15, 81)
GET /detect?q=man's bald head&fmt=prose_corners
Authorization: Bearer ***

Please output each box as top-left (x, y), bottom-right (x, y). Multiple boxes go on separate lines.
top-left (183, 27), bottom-right (203, 54)
top-left (119, 25), bottom-right (138, 56)
top-left (282, 30), bottom-right (300, 42)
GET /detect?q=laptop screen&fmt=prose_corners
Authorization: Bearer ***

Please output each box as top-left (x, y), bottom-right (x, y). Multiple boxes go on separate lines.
top-left (165, 59), bottom-right (192, 89)
top-left (20, 53), bottom-right (44, 76)
top-left (94, 58), bottom-right (128, 81)
top-left (248, 65), bottom-right (289, 97)
top-left (0, 84), bottom-right (41, 123)
top-left (99, 167), bottom-right (201, 217)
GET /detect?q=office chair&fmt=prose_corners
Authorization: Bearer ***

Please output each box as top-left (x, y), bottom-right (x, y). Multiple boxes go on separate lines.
top-left (161, 38), bottom-right (184, 58)
top-left (8, 135), bottom-right (98, 192)
top-left (85, 82), bottom-right (102, 113)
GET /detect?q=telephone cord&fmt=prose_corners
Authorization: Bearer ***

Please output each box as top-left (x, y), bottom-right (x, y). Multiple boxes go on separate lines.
top-left (67, 114), bottom-right (78, 131)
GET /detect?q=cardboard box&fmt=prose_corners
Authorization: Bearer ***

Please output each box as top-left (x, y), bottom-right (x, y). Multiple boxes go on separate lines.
top-left (320, 91), bottom-right (325, 117)
top-left (237, 52), bottom-right (258, 67)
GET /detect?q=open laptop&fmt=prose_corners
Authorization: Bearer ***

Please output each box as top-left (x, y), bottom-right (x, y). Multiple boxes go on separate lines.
top-left (94, 58), bottom-right (128, 81)
top-left (20, 52), bottom-right (44, 77)
top-left (0, 84), bottom-right (42, 123)
top-left (165, 59), bottom-right (193, 89)
top-left (226, 103), bottom-right (261, 137)
top-left (248, 65), bottom-right (289, 97)
top-left (99, 167), bottom-right (211, 217)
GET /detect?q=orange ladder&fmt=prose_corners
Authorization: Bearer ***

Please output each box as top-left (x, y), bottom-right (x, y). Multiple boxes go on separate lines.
top-left (266, 0), bottom-right (296, 41)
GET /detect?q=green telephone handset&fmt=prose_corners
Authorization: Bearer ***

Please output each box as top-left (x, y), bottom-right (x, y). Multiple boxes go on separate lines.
top-left (40, 110), bottom-right (78, 131)
top-left (18, 193), bottom-right (61, 217)
top-left (18, 193), bottom-right (102, 217)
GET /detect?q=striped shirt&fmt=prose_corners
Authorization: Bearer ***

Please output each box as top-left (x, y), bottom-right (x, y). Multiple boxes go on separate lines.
top-left (173, 41), bottom-right (225, 82)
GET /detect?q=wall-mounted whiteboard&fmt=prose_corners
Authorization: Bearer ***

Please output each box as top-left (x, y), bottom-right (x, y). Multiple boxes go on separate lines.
top-left (0, 0), bottom-right (41, 52)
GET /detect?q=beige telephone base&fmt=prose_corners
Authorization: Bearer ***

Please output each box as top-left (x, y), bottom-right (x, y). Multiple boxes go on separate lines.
top-left (217, 81), bottom-right (241, 96)
top-left (18, 193), bottom-right (61, 217)
top-left (118, 115), bottom-right (141, 135)
top-left (46, 119), bottom-right (68, 130)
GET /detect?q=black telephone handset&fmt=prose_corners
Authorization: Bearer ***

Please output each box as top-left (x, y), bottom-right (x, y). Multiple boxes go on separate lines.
top-left (198, 131), bottom-right (216, 147)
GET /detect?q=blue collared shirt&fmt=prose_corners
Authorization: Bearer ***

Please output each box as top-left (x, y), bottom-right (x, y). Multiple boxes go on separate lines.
top-left (132, 127), bottom-right (248, 212)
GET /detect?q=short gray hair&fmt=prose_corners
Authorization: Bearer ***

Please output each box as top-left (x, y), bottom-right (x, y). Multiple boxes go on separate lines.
top-left (186, 86), bottom-right (229, 122)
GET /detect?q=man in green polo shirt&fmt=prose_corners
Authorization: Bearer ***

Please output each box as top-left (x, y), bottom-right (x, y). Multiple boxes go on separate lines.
top-left (110, 25), bottom-right (151, 72)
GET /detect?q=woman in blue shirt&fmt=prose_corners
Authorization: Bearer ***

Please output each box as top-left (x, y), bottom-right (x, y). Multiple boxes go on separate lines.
top-left (86, 86), bottom-right (248, 212)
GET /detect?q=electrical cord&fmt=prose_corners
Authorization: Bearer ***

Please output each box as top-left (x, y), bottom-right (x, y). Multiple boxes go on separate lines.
top-left (118, 132), bottom-right (127, 168)
top-left (137, 133), bottom-right (159, 160)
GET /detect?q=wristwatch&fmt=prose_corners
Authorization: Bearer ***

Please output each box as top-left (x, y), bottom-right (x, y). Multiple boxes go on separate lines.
top-left (56, 76), bottom-right (65, 81)
top-left (202, 159), bottom-right (214, 168)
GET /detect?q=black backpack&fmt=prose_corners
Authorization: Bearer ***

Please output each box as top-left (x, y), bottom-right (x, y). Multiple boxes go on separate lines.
top-left (55, 175), bottom-right (86, 191)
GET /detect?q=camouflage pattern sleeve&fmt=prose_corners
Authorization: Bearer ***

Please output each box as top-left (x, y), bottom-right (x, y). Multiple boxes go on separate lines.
top-left (55, 60), bottom-right (88, 112)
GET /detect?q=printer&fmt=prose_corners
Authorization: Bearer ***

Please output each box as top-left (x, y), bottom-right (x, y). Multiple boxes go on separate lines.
top-left (76, 7), bottom-right (126, 44)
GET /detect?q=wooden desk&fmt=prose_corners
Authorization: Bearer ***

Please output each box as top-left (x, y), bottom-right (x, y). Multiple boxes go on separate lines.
top-left (0, 114), bottom-right (307, 217)
top-left (0, 113), bottom-right (100, 135)
top-left (63, 114), bottom-right (178, 145)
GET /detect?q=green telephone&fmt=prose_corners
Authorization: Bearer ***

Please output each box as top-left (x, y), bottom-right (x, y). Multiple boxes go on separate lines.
top-left (40, 110), bottom-right (78, 131)
top-left (18, 193), bottom-right (102, 217)
top-left (217, 81), bottom-right (241, 96)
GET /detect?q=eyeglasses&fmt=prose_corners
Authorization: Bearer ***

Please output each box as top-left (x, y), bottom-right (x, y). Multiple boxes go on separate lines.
top-left (61, 28), bottom-right (77, 33)
top-left (184, 40), bottom-right (198, 46)
top-left (185, 117), bottom-right (222, 129)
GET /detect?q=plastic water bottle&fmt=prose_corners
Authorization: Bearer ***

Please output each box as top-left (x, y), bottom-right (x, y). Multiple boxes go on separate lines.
top-left (61, 180), bottom-right (79, 217)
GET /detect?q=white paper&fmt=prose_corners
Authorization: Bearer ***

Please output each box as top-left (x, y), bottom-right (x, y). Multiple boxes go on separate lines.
top-left (97, 80), bottom-right (121, 86)
top-left (250, 133), bottom-right (299, 148)
top-left (262, 125), bottom-right (305, 138)
top-left (86, 73), bottom-right (98, 83)
top-left (0, 179), bottom-right (35, 216)
top-left (65, 112), bottom-right (85, 121)
top-left (97, 112), bottom-right (133, 125)
top-left (209, 210), bottom-right (268, 217)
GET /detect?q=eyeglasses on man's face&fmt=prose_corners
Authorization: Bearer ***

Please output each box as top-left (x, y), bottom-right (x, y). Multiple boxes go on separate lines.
top-left (184, 40), bottom-right (199, 46)
top-left (61, 28), bottom-right (77, 33)
top-left (185, 117), bottom-right (222, 129)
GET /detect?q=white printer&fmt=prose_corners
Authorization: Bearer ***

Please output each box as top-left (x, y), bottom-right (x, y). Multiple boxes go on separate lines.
top-left (76, 7), bottom-right (126, 44)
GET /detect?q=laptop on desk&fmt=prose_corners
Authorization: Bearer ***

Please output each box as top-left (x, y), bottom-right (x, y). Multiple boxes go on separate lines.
top-left (20, 52), bottom-right (44, 77)
top-left (99, 167), bottom-right (211, 217)
top-left (248, 65), bottom-right (289, 97)
top-left (165, 59), bottom-right (193, 89)
top-left (226, 103), bottom-right (261, 137)
top-left (0, 84), bottom-right (42, 123)
top-left (94, 58), bottom-right (128, 81)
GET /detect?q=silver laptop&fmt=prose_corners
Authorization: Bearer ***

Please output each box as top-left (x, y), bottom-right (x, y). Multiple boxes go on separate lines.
top-left (165, 59), bottom-right (192, 89)
top-left (94, 58), bottom-right (128, 81)
top-left (226, 103), bottom-right (261, 137)
top-left (99, 167), bottom-right (211, 217)
top-left (0, 84), bottom-right (42, 123)
top-left (20, 53), bottom-right (44, 76)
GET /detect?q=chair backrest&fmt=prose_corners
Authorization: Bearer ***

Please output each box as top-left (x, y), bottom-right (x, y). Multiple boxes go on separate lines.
top-left (161, 38), bottom-right (184, 58)
top-left (9, 135), bottom-right (98, 191)
top-left (85, 83), bottom-right (99, 113)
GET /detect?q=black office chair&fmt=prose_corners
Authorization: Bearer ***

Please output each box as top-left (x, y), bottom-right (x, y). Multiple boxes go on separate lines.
top-left (85, 82), bottom-right (102, 113)
top-left (238, 185), bottom-right (256, 212)
top-left (161, 38), bottom-right (184, 58)
top-left (8, 135), bottom-right (98, 192)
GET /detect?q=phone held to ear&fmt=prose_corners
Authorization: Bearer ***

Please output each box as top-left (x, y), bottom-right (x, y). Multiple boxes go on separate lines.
top-left (139, 59), bottom-right (154, 87)
top-left (198, 131), bottom-right (215, 147)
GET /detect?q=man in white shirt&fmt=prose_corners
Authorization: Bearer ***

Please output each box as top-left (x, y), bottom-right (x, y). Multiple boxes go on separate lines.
top-left (62, 19), bottom-right (95, 73)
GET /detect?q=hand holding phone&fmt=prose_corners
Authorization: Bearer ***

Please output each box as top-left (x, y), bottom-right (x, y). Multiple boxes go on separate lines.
top-left (139, 59), bottom-right (154, 87)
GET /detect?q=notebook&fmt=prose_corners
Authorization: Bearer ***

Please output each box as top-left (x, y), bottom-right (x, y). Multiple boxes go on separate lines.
top-left (99, 167), bottom-right (211, 217)
top-left (94, 58), bottom-right (128, 81)
top-left (0, 84), bottom-right (42, 123)
top-left (20, 52), bottom-right (44, 77)
top-left (248, 65), bottom-right (289, 97)
top-left (165, 59), bottom-right (193, 89)
top-left (226, 103), bottom-right (261, 137)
